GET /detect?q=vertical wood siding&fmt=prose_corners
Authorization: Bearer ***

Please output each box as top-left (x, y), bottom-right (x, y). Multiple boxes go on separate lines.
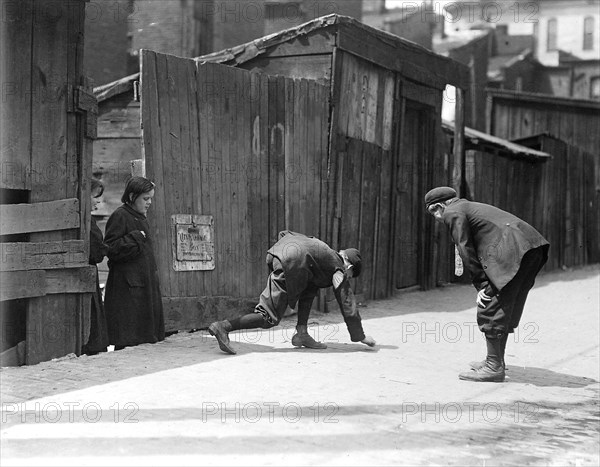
top-left (141, 52), bottom-right (330, 326)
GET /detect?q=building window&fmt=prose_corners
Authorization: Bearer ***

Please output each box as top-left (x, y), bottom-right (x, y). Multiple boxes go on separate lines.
top-left (547, 18), bottom-right (557, 51)
top-left (591, 77), bottom-right (600, 100)
top-left (583, 17), bottom-right (595, 50)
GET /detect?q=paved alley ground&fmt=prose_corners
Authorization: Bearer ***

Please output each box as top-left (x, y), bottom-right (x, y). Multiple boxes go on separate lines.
top-left (1, 265), bottom-right (599, 466)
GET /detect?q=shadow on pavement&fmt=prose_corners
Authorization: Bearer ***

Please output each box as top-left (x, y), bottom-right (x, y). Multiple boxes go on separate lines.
top-left (2, 399), bottom-right (599, 464)
top-left (506, 366), bottom-right (599, 388)
top-left (270, 342), bottom-right (382, 353)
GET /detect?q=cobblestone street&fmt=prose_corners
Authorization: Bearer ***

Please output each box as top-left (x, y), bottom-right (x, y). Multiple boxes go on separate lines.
top-left (1, 265), bottom-right (599, 466)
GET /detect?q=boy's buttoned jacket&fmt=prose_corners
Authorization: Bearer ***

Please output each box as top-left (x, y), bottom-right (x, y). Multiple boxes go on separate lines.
top-left (442, 199), bottom-right (549, 294)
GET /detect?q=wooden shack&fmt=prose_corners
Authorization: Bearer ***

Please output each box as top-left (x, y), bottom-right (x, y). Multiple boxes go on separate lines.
top-left (0, 0), bottom-right (97, 365)
top-left (132, 15), bottom-right (471, 332)
top-left (484, 89), bottom-right (600, 270)
top-left (442, 121), bottom-right (598, 272)
top-left (509, 134), bottom-right (599, 269)
top-left (486, 89), bottom-right (600, 156)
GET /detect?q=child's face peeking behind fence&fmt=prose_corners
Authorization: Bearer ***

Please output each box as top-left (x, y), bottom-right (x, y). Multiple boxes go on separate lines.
top-left (91, 186), bottom-right (103, 212)
top-left (130, 189), bottom-right (155, 215)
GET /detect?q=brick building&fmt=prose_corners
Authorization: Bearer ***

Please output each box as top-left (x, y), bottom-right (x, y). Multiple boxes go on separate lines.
top-left (85, 0), bottom-right (362, 87)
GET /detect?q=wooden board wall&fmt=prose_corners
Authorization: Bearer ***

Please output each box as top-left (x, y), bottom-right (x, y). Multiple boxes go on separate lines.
top-left (0, 0), bottom-right (94, 364)
top-left (488, 92), bottom-right (600, 157)
top-left (470, 136), bottom-right (598, 271)
top-left (141, 52), bottom-right (330, 331)
top-left (328, 50), bottom-right (449, 299)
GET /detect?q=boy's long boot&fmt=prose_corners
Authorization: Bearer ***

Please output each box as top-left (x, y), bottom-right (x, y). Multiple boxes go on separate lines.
top-left (291, 325), bottom-right (327, 349)
top-left (460, 334), bottom-right (506, 382)
top-left (208, 320), bottom-right (236, 355)
top-left (469, 333), bottom-right (508, 370)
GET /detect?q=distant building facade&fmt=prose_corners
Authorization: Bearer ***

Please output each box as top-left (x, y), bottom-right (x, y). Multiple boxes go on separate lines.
top-left (85, 0), bottom-right (363, 86)
top-left (362, 1), bottom-right (441, 49)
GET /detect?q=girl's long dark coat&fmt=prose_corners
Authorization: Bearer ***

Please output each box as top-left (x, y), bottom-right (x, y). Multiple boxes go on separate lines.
top-left (104, 204), bottom-right (165, 347)
top-left (82, 217), bottom-right (110, 354)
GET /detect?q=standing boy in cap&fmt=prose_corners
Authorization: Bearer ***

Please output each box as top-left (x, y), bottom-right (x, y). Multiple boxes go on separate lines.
top-left (425, 187), bottom-right (549, 382)
top-left (208, 230), bottom-right (376, 354)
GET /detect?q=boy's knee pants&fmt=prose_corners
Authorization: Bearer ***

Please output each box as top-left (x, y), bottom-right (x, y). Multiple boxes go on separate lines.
top-left (477, 246), bottom-right (547, 335)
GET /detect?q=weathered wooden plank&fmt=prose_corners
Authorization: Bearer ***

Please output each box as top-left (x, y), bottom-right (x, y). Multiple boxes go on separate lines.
top-left (395, 103), bottom-right (420, 289)
top-left (318, 80), bottom-right (330, 241)
top-left (79, 74), bottom-right (96, 317)
top-left (307, 80), bottom-right (326, 238)
top-left (364, 67), bottom-right (379, 146)
top-left (196, 63), bottom-right (213, 295)
top-left (163, 296), bottom-right (256, 332)
top-left (400, 80), bottom-right (439, 109)
top-left (96, 105), bottom-right (142, 138)
top-left (0, 0), bottom-right (33, 190)
top-left (215, 63), bottom-right (233, 296)
top-left (0, 240), bottom-right (87, 271)
top-left (376, 148), bottom-right (393, 298)
top-left (44, 266), bottom-right (96, 294)
top-left (234, 65), bottom-right (249, 297)
top-left (27, 0), bottom-right (84, 365)
top-left (284, 76), bottom-right (295, 229)
top-left (150, 51), bottom-right (174, 297)
top-left (452, 88), bottom-right (466, 196)
top-left (162, 53), bottom-right (185, 298)
top-left (247, 71), bottom-right (269, 294)
top-left (240, 55), bottom-right (333, 84)
top-left (325, 49), bottom-right (344, 248)
top-left (0, 270), bottom-right (46, 301)
top-left (389, 86), bottom-right (405, 293)
top-left (268, 74), bottom-right (286, 244)
top-left (93, 138), bottom-right (142, 173)
top-left (296, 78), bottom-right (309, 233)
top-left (336, 24), bottom-right (466, 90)
top-left (185, 58), bottom-right (202, 293)
top-left (0, 199), bottom-right (80, 235)
top-left (359, 142), bottom-right (379, 299)
top-left (25, 292), bottom-right (87, 364)
top-left (260, 29), bottom-right (336, 58)
top-left (258, 71), bottom-right (272, 289)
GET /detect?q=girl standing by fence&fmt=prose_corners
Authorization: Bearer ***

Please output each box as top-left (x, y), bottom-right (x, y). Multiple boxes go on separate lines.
top-left (104, 176), bottom-right (165, 350)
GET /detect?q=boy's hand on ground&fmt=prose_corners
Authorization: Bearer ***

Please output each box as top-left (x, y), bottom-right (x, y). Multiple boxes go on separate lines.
top-left (361, 336), bottom-right (376, 347)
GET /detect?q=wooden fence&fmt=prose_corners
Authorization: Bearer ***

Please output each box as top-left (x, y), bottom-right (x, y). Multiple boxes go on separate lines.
top-left (470, 134), bottom-right (598, 270)
top-left (0, 0), bottom-right (96, 365)
top-left (141, 52), bottom-right (330, 330)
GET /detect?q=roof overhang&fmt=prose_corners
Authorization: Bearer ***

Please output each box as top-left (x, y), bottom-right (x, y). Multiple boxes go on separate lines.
top-left (442, 120), bottom-right (551, 161)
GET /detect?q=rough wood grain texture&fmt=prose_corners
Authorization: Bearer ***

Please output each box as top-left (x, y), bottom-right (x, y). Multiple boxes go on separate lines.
top-left (0, 199), bottom-right (80, 235)
top-left (336, 25), bottom-right (460, 90)
top-left (240, 55), bottom-right (332, 84)
top-left (1, 240), bottom-right (87, 271)
top-left (25, 0), bottom-right (88, 365)
top-left (0, 270), bottom-right (46, 301)
top-left (0, 266), bottom-right (95, 303)
top-left (0, 0), bottom-right (33, 190)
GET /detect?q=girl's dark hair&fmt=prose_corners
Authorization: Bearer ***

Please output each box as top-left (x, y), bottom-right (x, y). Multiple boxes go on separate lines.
top-left (91, 178), bottom-right (104, 198)
top-left (121, 176), bottom-right (155, 204)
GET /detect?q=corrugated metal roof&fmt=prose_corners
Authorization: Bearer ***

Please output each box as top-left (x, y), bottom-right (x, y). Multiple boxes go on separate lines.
top-left (442, 120), bottom-right (551, 161)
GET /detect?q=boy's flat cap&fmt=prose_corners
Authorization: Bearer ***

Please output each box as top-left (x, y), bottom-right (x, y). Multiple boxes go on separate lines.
top-left (344, 248), bottom-right (362, 278)
top-left (424, 186), bottom-right (457, 208)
